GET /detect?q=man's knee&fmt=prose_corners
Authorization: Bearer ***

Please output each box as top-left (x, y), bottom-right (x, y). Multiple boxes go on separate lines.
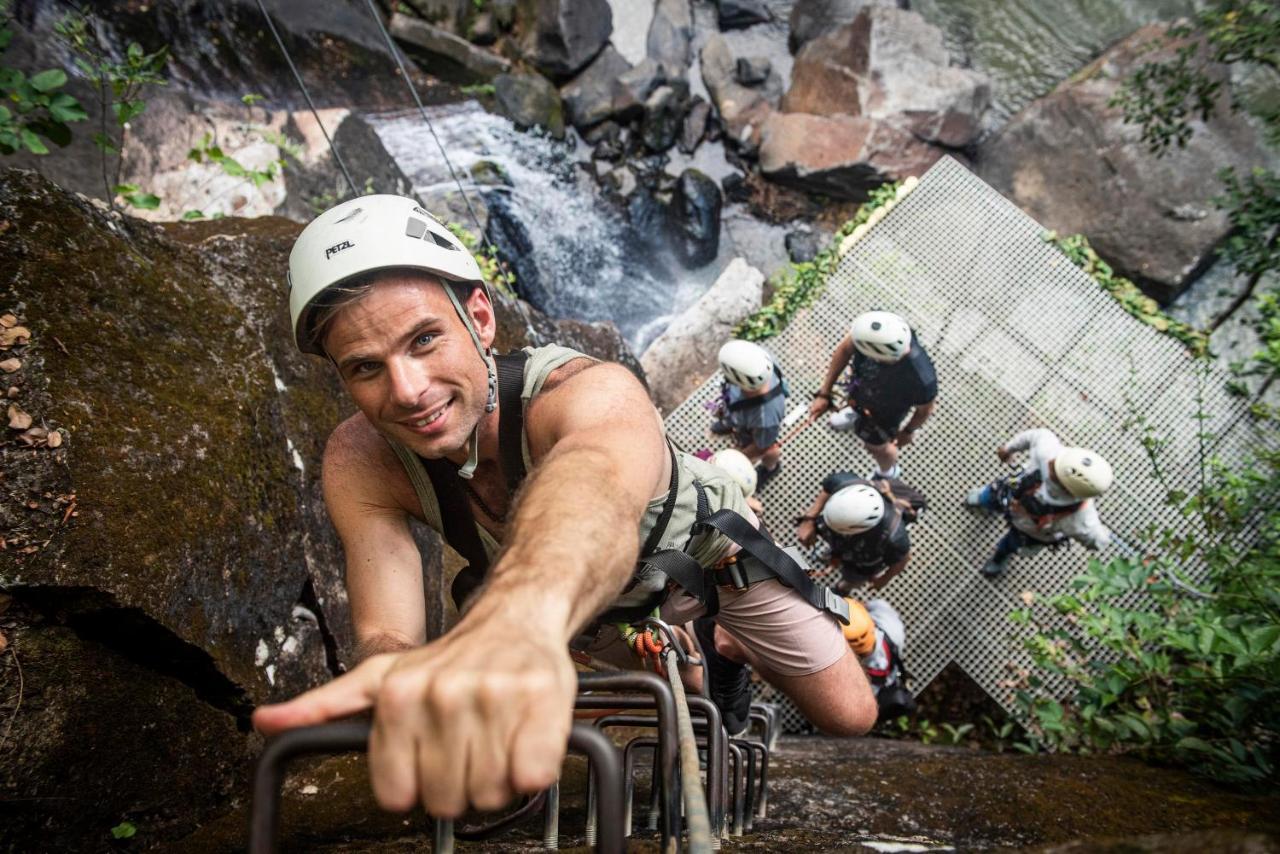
top-left (810, 689), bottom-right (877, 737)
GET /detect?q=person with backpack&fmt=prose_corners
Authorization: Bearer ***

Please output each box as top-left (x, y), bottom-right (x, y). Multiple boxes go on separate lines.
top-left (795, 472), bottom-right (927, 594)
top-left (965, 428), bottom-right (1114, 577)
top-left (842, 598), bottom-right (916, 722)
top-left (712, 339), bottom-right (788, 488)
top-left (807, 311), bottom-right (937, 478)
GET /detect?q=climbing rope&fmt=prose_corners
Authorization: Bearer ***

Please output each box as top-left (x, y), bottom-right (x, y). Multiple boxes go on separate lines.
top-left (359, 0), bottom-right (503, 262)
top-left (253, 0), bottom-right (359, 198)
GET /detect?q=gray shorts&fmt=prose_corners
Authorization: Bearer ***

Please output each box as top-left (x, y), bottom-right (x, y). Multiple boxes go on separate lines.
top-left (580, 578), bottom-right (848, 678)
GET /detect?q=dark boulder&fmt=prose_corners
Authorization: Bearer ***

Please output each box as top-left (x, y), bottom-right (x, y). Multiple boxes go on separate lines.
top-left (669, 169), bottom-right (723, 268)
top-left (516, 0), bottom-right (613, 80)
top-left (977, 23), bottom-right (1280, 302)
top-left (493, 72), bottom-right (566, 139)
top-left (642, 83), bottom-right (689, 153)
top-left (402, 0), bottom-right (473, 33)
top-left (786, 227), bottom-right (827, 263)
top-left (560, 45), bottom-right (634, 129)
top-left (718, 0), bottom-right (771, 30)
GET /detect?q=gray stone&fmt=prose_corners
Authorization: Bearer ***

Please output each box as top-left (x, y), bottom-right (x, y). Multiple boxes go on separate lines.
top-left (679, 97), bottom-right (712, 153)
top-left (669, 168), bottom-right (723, 267)
top-left (783, 8), bottom-right (991, 147)
top-left (789, 0), bottom-right (899, 53)
top-left (977, 23), bottom-right (1280, 303)
top-left (493, 72), bottom-right (566, 139)
top-left (604, 165), bottom-right (639, 198)
top-left (642, 84), bottom-right (688, 153)
top-left (560, 45), bottom-right (634, 128)
top-left (736, 56), bottom-right (772, 86)
top-left (786, 227), bottom-right (827, 263)
top-left (517, 0), bottom-right (614, 79)
top-left (640, 257), bottom-right (765, 413)
top-left (402, 0), bottom-right (472, 33)
top-left (700, 34), bottom-right (776, 150)
top-left (617, 58), bottom-right (676, 118)
top-left (717, 0), bottom-right (771, 30)
top-left (758, 111), bottom-right (942, 200)
top-left (390, 12), bottom-right (512, 81)
top-left (648, 0), bottom-right (694, 71)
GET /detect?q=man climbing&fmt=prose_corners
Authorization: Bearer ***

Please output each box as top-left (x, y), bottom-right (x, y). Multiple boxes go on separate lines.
top-left (795, 473), bottom-right (925, 595)
top-left (252, 195), bottom-right (876, 819)
top-left (807, 311), bottom-right (937, 478)
top-left (842, 598), bottom-right (915, 723)
top-left (711, 339), bottom-right (787, 488)
top-left (965, 428), bottom-right (1113, 577)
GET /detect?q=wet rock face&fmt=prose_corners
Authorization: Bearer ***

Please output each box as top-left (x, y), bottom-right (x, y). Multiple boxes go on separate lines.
top-left (641, 83), bottom-right (689, 153)
top-left (717, 0), bottom-right (771, 31)
top-left (493, 72), bottom-right (567, 140)
top-left (390, 12), bottom-right (513, 81)
top-left (669, 168), bottom-right (723, 268)
top-left (788, 0), bottom-right (901, 54)
top-left (978, 23), bottom-right (1279, 304)
top-left (647, 0), bottom-right (694, 73)
top-left (560, 45), bottom-right (635, 129)
top-left (517, 0), bottom-right (614, 80)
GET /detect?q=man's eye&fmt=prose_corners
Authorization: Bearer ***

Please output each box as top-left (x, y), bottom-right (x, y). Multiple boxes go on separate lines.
top-left (353, 361), bottom-right (379, 375)
top-left (414, 333), bottom-right (436, 348)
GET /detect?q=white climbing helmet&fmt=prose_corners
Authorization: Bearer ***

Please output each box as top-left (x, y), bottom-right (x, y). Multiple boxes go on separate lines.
top-left (850, 311), bottom-right (912, 363)
top-left (718, 339), bottom-right (773, 390)
top-left (1054, 447), bottom-right (1114, 499)
top-left (711, 448), bottom-right (757, 498)
top-left (823, 483), bottom-right (886, 535)
top-left (287, 194), bottom-right (487, 356)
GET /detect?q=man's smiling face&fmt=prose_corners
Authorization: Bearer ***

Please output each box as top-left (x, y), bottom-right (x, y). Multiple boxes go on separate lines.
top-left (323, 273), bottom-right (496, 460)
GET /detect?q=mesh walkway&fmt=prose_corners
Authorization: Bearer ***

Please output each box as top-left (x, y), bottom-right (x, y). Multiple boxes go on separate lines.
top-left (662, 157), bottom-right (1259, 730)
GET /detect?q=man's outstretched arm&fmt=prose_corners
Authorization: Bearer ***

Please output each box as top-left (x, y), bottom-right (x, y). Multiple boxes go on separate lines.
top-left (253, 361), bottom-right (669, 818)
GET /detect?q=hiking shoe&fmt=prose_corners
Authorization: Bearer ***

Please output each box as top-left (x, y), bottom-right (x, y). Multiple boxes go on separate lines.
top-left (981, 555), bottom-right (1009, 578)
top-left (965, 487), bottom-right (986, 508)
top-left (755, 462), bottom-right (781, 490)
top-left (694, 616), bottom-right (752, 737)
top-left (710, 418), bottom-right (733, 435)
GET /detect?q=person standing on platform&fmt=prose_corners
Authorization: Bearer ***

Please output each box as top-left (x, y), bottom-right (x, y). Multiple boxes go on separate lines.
top-left (808, 311), bottom-right (937, 478)
top-left (712, 339), bottom-right (788, 489)
top-left (965, 428), bottom-right (1113, 577)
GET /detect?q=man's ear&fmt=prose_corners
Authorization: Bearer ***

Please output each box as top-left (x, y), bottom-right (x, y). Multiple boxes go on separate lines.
top-left (465, 285), bottom-right (497, 350)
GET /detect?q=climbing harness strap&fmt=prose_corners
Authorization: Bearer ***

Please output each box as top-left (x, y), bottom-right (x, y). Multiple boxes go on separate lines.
top-left (997, 469), bottom-right (1083, 529)
top-left (495, 350), bottom-right (528, 495)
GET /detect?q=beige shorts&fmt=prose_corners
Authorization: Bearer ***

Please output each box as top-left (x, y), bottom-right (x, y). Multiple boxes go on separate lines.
top-left (580, 578), bottom-right (848, 678)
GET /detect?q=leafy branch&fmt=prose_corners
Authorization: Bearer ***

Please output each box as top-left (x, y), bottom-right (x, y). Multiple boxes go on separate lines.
top-left (0, 0), bottom-right (86, 156)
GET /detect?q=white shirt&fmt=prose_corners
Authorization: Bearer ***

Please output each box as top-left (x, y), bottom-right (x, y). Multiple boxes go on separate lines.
top-left (1003, 428), bottom-right (1111, 549)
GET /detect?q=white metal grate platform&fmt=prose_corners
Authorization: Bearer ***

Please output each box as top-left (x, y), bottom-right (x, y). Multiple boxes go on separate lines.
top-left (662, 157), bottom-right (1260, 731)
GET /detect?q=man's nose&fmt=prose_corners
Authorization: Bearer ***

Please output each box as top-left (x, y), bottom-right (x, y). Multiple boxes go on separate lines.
top-left (386, 358), bottom-right (426, 410)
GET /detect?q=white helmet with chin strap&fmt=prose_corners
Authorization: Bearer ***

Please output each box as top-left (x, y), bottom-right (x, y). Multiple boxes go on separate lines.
top-left (851, 311), bottom-right (912, 363)
top-left (288, 194), bottom-right (495, 478)
top-left (823, 483), bottom-right (886, 535)
top-left (711, 448), bottom-right (757, 497)
top-left (1055, 447), bottom-right (1114, 499)
top-left (718, 339), bottom-right (773, 390)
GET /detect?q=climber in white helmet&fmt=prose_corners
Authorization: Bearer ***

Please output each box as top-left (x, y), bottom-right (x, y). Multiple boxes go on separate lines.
top-left (965, 428), bottom-right (1114, 577)
top-left (252, 195), bottom-right (876, 819)
top-left (807, 311), bottom-right (937, 478)
top-left (711, 338), bottom-right (788, 489)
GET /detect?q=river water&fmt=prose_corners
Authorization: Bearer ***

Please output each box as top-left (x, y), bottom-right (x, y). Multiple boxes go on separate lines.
top-left (369, 0), bottom-right (1201, 355)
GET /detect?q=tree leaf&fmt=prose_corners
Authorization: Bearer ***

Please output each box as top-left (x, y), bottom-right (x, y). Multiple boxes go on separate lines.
top-left (124, 193), bottom-right (161, 210)
top-left (110, 821), bottom-right (137, 839)
top-left (19, 128), bottom-right (48, 155)
top-left (28, 68), bottom-right (67, 93)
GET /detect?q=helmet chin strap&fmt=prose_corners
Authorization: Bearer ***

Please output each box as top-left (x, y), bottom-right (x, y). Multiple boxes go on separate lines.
top-left (443, 282), bottom-right (497, 480)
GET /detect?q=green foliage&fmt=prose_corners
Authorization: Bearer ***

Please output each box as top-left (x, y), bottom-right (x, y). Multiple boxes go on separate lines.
top-left (734, 181), bottom-right (902, 341)
top-left (1045, 231), bottom-right (1210, 356)
top-left (110, 821), bottom-right (137, 839)
top-left (54, 10), bottom-right (167, 213)
top-left (187, 130), bottom-right (282, 189)
top-left (1110, 1), bottom-right (1280, 288)
top-left (0, 1), bottom-right (87, 155)
top-left (1010, 322), bottom-right (1280, 785)
top-left (112, 182), bottom-right (159, 210)
top-left (459, 82), bottom-right (496, 98)
top-left (446, 221), bottom-right (516, 296)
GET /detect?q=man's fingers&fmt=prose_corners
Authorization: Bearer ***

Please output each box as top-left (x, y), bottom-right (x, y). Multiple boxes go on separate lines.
top-left (508, 711), bottom-right (570, 794)
top-left (252, 655), bottom-right (393, 735)
top-left (368, 667), bottom-right (436, 813)
top-left (413, 676), bottom-right (471, 817)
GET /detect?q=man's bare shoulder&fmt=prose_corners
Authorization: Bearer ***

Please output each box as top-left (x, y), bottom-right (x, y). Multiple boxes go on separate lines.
top-left (323, 414), bottom-right (416, 509)
top-left (538, 355), bottom-right (601, 396)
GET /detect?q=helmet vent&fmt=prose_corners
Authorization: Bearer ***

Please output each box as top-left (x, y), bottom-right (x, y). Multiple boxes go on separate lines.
top-left (428, 230), bottom-right (461, 250)
top-left (405, 217), bottom-right (427, 239)
top-left (335, 207), bottom-right (363, 224)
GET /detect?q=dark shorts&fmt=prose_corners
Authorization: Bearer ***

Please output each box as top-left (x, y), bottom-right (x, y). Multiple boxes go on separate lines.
top-left (853, 412), bottom-right (897, 446)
